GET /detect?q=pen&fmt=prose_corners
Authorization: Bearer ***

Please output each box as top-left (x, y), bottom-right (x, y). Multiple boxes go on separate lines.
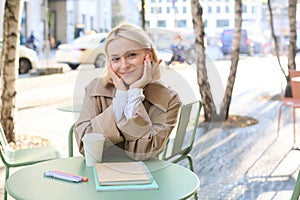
top-left (44, 171), bottom-right (82, 183)
top-left (52, 170), bottom-right (88, 182)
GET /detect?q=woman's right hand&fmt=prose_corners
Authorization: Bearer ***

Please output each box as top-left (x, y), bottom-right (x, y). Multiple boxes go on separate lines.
top-left (109, 64), bottom-right (127, 90)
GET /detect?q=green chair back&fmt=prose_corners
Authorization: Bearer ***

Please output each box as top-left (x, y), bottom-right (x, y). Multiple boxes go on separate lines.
top-left (68, 123), bottom-right (75, 157)
top-left (161, 100), bottom-right (202, 171)
top-left (0, 125), bottom-right (10, 166)
top-left (292, 169), bottom-right (300, 200)
top-left (0, 123), bottom-right (62, 200)
top-left (160, 100), bottom-right (202, 200)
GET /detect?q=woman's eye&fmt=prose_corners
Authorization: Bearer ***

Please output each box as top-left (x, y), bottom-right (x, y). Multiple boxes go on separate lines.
top-left (111, 57), bottom-right (120, 63)
top-left (128, 53), bottom-right (137, 58)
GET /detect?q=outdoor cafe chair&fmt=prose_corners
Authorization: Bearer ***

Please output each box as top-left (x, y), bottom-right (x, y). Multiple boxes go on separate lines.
top-left (160, 100), bottom-right (202, 172)
top-left (277, 70), bottom-right (300, 144)
top-left (68, 123), bottom-right (75, 157)
top-left (159, 100), bottom-right (202, 200)
top-left (0, 124), bottom-right (62, 200)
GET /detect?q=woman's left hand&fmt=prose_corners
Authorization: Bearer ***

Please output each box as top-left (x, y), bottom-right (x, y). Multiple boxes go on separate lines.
top-left (129, 55), bottom-right (162, 89)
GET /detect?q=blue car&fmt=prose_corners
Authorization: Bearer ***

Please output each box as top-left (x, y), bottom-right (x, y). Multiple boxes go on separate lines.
top-left (220, 29), bottom-right (250, 55)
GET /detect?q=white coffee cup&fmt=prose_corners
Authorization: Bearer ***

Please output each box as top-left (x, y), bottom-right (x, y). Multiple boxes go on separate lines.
top-left (82, 133), bottom-right (105, 166)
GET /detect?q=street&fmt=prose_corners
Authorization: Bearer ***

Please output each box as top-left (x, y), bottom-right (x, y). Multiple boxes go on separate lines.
top-left (1, 55), bottom-right (300, 199)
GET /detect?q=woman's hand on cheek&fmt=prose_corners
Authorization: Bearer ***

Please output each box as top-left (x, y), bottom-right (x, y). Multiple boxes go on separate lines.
top-left (109, 64), bottom-right (127, 91)
top-left (130, 55), bottom-right (162, 89)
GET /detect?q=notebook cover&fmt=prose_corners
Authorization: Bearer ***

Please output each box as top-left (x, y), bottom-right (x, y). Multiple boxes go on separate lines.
top-left (93, 164), bottom-right (159, 191)
top-left (94, 161), bottom-right (151, 185)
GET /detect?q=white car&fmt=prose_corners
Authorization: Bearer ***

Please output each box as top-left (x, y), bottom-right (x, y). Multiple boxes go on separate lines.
top-left (55, 33), bottom-right (108, 69)
top-left (0, 38), bottom-right (39, 74)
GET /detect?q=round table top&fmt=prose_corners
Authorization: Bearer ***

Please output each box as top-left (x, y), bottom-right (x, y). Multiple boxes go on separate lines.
top-left (6, 157), bottom-right (200, 200)
top-left (57, 103), bottom-right (82, 113)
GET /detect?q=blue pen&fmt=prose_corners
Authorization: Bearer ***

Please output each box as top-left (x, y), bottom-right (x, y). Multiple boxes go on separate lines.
top-left (44, 171), bottom-right (82, 182)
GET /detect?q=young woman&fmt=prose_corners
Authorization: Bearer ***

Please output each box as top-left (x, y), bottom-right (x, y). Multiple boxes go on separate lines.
top-left (74, 22), bottom-right (181, 160)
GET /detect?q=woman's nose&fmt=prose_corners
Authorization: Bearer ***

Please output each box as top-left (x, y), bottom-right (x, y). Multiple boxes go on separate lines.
top-left (120, 57), bottom-right (129, 68)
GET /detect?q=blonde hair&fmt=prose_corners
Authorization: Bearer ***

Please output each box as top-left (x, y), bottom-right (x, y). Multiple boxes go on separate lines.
top-left (101, 22), bottom-right (161, 85)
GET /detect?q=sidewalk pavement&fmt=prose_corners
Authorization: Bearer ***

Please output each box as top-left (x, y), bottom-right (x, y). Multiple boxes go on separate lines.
top-left (190, 88), bottom-right (300, 200)
top-left (0, 57), bottom-right (300, 199)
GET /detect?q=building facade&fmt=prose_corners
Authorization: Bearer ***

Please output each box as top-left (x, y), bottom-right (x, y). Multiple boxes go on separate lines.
top-left (0, 0), bottom-right (299, 51)
top-left (145, 0), bottom-right (264, 38)
top-left (0, 0), bottom-right (113, 50)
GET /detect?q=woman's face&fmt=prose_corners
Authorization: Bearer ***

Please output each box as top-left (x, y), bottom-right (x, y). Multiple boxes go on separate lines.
top-left (107, 37), bottom-right (148, 85)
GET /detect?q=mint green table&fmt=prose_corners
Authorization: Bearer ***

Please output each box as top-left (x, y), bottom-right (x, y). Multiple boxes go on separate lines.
top-left (6, 157), bottom-right (200, 200)
top-left (57, 103), bottom-right (82, 113)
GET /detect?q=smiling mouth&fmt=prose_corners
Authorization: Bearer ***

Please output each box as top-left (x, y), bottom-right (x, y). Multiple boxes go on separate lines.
top-left (121, 70), bottom-right (135, 76)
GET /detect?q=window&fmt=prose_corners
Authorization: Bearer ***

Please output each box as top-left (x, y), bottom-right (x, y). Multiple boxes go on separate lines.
top-left (157, 7), bottom-right (162, 13)
top-left (208, 6), bottom-right (212, 13)
top-left (176, 20), bottom-right (186, 28)
top-left (151, 7), bottom-right (155, 14)
top-left (82, 14), bottom-right (86, 24)
top-left (225, 6), bottom-right (229, 13)
top-left (157, 20), bottom-right (166, 27)
top-left (216, 6), bottom-right (220, 13)
top-left (216, 19), bottom-right (229, 27)
top-left (167, 7), bottom-right (171, 13)
top-left (251, 6), bottom-right (256, 14)
top-left (90, 16), bottom-right (94, 30)
top-left (175, 7), bottom-right (178, 13)
top-left (242, 4), bottom-right (247, 13)
top-left (183, 7), bottom-right (186, 13)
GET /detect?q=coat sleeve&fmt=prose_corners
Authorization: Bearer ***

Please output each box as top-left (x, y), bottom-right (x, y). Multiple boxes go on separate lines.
top-left (117, 92), bottom-right (181, 160)
top-left (74, 87), bottom-right (124, 154)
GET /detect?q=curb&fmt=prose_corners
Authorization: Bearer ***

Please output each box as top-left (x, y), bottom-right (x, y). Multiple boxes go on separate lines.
top-left (29, 67), bottom-right (63, 76)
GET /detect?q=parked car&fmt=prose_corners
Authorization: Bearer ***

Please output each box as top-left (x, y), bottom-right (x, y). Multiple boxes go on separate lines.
top-left (0, 38), bottom-right (39, 74)
top-left (248, 34), bottom-right (264, 56)
top-left (220, 29), bottom-right (250, 55)
top-left (55, 33), bottom-right (107, 70)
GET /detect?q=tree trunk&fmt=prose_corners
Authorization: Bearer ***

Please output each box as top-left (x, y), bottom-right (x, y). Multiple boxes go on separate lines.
top-left (190, 0), bottom-right (217, 122)
top-left (219, 0), bottom-right (242, 120)
top-left (0, 0), bottom-right (22, 143)
top-left (287, 0), bottom-right (297, 71)
top-left (266, 0), bottom-right (292, 96)
top-left (140, 0), bottom-right (146, 30)
top-left (286, 0), bottom-right (297, 97)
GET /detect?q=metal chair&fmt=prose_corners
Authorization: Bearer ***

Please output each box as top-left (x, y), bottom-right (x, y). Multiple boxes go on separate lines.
top-left (160, 100), bottom-right (202, 200)
top-left (292, 169), bottom-right (300, 200)
top-left (0, 124), bottom-right (62, 200)
top-left (160, 100), bottom-right (202, 172)
top-left (278, 70), bottom-right (300, 144)
top-left (68, 123), bottom-right (75, 157)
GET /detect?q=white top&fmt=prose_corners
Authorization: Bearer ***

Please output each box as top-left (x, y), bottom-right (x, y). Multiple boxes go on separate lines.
top-left (112, 88), bottom-right (145, 122)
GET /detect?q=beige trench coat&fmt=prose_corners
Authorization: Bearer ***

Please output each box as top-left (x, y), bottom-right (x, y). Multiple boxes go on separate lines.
top-left (74, 77), bottom-right (181, 160)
